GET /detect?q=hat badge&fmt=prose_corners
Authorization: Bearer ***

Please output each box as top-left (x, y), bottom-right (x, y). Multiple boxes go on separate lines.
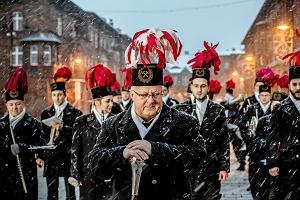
top-left (196, 68), bottom-right (205, 77)
top-left (138, 68), bottom-right (153, 83)
top-left (9, 90), bottom-right (19, 98)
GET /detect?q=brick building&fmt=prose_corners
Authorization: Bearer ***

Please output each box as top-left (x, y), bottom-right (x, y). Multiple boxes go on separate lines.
top-left (242, 0), bottom-right (300, 81)
top-left (0, 0), bottom-right (130, 116)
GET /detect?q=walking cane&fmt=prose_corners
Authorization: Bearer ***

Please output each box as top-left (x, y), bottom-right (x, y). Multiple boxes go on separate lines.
top-left (9, 125), bottom-right (27, 193)
top-left (130, 157), bottom-right (145, 200)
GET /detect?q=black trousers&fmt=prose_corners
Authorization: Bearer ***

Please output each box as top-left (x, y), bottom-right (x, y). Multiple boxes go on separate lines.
top-left (248, 161), bottom-right (269, 200)
top-left (229, 129), bottom-right (246, 164)
top-left (192, 163), bottom-right (221, 200)
top-left (46, 177), bottom-right (75, 200)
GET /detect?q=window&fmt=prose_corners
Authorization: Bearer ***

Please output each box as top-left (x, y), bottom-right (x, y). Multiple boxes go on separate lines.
top-left (57, 17), bottom-right (62, 36)
top-left (12, 12), bottom-right (23, 31)
top-left (95, 32), bottom-right (98, 48)
top-left (11, 46), bottom-right (23, 66)
top-left (43, 45), bottom-right (51, 65)
top-left (30, 45), bottom-right (38, 65)
top-left (90, 31), bottom-right (94, 43)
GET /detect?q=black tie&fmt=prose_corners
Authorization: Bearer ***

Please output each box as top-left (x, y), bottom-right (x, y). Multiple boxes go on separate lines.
top-left (142, 121), bottom-right (151, 128)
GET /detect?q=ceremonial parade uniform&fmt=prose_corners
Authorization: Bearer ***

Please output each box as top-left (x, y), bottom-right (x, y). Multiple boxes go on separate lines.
top-left (89, 28), bottom-right (206, 200)
top-left (41, 66), bottom-right (82, 200)
top-left (176, 41), bottom-right (230, 200)
top-left (70, 64), bottom-right (115, 200)
top-left (0, 67), bottom-right (46, 199)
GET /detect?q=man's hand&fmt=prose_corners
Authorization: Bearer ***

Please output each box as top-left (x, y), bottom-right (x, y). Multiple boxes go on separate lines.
top-left (123, 147), bottom-right (149, 161)
top-left (10, 144), bottom-right (20, 156)
top-left (36, 158), bottom-right (44, 168)
top-left (218, 171), bottom-right (228, 182)
top-left (269, 167), bottom-right (279, 176)
top-left (126, 140), bottom-right (152, 156)
top-left (68, 177), bottom-right (81, 187)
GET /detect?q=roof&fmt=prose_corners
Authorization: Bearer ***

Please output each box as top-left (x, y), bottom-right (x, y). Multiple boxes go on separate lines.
top-left (20, 32), bottom-right (61, 43)
top-left (166, 53), bottom-right (192, 74)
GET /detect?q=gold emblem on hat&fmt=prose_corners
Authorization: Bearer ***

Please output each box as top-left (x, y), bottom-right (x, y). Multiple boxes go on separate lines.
top-left (52, 83), bottom-right (58, 90)
top-left (273, 93), bottom-right (281, 101)
top-left (9, 90), bottom-right (19, 98)
top-left (262, 85), bottom-right (269, 91)
top-left (138, 68), bottom-right (153, 83)
top-left (195, 68), bottom-right (205, 77)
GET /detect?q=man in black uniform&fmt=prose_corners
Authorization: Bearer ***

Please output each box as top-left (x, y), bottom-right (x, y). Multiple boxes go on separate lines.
top-left (267, 48), bottom-right (300, 200)
top-left (176, 41), bottom-right (230, 200)
top-left (111, 73), bottom-right (124, 114)
top-left (0, 67), bottom-right (46, 199)
top-left (120, 68), bottom-right (133, 111)
top-left (89, 28), bottom-right (206, 200)
top-left (162, 74), bottom-right (179, 107)
top-left (41, 66), bottom-right (82, 200)
top-left (69, 64), bottom-right (114, 200)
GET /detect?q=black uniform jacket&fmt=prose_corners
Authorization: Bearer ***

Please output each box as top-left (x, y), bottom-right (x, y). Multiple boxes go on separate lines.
top-left (41, 103), bottom-right (82, 177)
top-left (238, 102), bottom-right (271, 145)
top-left (175, 100), bottom-right (230, 172)
top-left (267, 97), bottom-right (300, 169)
top-left (0, 113), bottom-right (46, 194)
top-left (89, 104), bottom-right (206, 200)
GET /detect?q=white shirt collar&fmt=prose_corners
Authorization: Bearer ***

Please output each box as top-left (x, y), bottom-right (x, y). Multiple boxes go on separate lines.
top-left (163, 94), bottom-right (169, 103)
top-left (54, 100), bottom-right (68, 116)
top-left (289, 94), bottom-right (300, 113)
top-left (195, 96), bottom-right (209, 125)
top-left (122, 99), bottom-right (131, 107)
top-left (259, 101), bottom-right (271, 113)
top-left (131, 103), bottom-right (161, 139)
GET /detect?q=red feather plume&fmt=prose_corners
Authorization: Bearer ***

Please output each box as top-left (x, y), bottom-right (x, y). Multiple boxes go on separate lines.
top-left (187, 41), bottom-right (221, 75)
top-left (163, 75), bottom-right (174, 86)
top-left (53, 65), bottom-right (72, 82)
top-left (210, 79), bottom-right (222, 94)
top-left (125, 28), bottom-right (182, 69)
top-left (4, 66), bottom-right (28, 93)
top-left (121, 68), bottom-right (132, 89)
top-left (276, 73), bottom-right (289, 89)
top-left (111, 73), bottom-right (121, 92)
top-left (226, 79), bottom-right (235, 89)
top-left (85, 64), bottom-right (114, 89)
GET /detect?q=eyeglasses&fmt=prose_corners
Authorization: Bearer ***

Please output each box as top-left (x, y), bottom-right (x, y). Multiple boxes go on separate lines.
top-left (132, 90), bottom-right (162, 100)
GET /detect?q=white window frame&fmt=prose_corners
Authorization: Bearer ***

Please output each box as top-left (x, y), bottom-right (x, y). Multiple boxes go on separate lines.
top-left (43, 45), bottom-right (51, 66)
top-left (90, 31), bottom-right (94, 43)
top-left (12, 12), bottom-right (23, 31)
top-left (57, 17), bottom-right (62, 36)
top-left (11, 46), bottom-right (23, 66)
top-left (30, 45), bottom-right (38, 66)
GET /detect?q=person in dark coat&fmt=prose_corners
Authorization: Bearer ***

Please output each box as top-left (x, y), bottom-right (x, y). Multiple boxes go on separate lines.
top-left (120, 68), bottom-right (133, 111)
top-left (89, 28), bottom-right (206, 200)
top-left (238, 84), bottom-right (273, 149)
top-left (41, 66), bottom-right (82, 200)
top-left (162, 75), bottom-right (179, 108)
top-left (0, 67), bottom-right (46, 199)
top-left (69, 64), bottom-right (115, 200)
top-left (111, 73), bottom-right (124, 115)
top-left (175, 41), bottom-right (230, 200)
top-left (267, 51), bottom-right (300, 199)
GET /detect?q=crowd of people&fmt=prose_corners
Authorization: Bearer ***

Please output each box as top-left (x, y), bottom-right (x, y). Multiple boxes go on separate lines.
top-left (1, 27), bottom-right (300, 200)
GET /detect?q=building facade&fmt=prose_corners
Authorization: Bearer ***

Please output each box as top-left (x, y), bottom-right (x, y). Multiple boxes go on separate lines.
top-left (242, 0), bottom-right (300, 80)
top-left (0, 0), bottom-right (130, 116)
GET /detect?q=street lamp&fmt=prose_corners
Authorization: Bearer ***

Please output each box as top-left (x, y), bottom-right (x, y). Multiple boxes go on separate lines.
top-left (277, 24), bottom-right (289, 30)
top-left (75, 58), bottom-right (82, 64)
top-left (245, 56), bottom-right (253, 62)
top-left (232, 71), bottom-right (238, 76)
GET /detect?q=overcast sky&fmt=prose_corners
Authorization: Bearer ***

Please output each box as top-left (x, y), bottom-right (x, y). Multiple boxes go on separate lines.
top-left (72, 0), bottom-right (264, 54)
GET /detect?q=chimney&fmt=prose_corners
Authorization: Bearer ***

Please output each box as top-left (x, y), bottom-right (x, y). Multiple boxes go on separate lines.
top-left (109, 19), bottom-right (113, 26)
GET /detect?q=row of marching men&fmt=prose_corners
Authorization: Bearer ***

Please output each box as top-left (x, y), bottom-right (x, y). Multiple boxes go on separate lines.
top-left (0, 28), bottom-right (228, 200)
top-left (219, 32), bottom-right (300, 199)
top-left (1, 27), bottom-right (299, 200)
